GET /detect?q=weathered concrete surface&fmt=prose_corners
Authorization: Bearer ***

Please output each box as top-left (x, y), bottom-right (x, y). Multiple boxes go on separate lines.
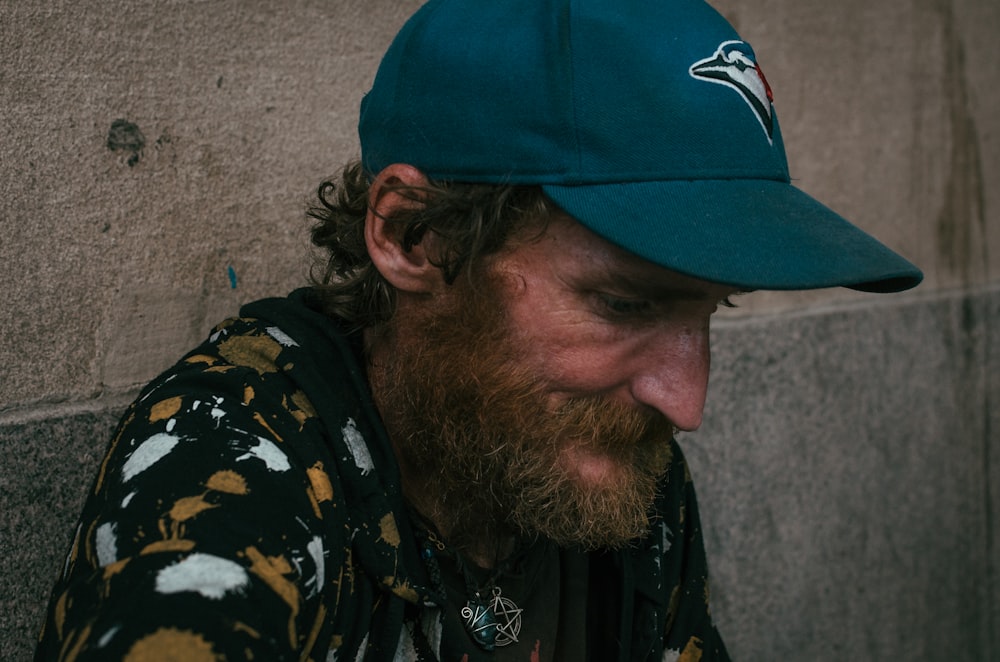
top-left (693, 287), bottom-right (998, 661)
top-left (0, 0), bottom-right (424, 411)
top-left (1, 410), bottom-right (119, 661)
top-left (1, 0), bottom-right (998, 660)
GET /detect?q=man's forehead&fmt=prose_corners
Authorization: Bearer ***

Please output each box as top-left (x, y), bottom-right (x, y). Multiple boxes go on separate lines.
top-left (532, 212), bottom-right (738, 298)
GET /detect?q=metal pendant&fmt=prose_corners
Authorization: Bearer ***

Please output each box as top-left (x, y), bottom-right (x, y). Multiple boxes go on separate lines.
top-left (461, 587), bottom-right (523, 651)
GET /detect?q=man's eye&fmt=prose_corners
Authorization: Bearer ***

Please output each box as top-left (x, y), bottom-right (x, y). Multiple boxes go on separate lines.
top-left (599, 295), bottom-right (652, 316)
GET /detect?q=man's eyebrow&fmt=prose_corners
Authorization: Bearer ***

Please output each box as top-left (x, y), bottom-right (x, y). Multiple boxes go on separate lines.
top-left (604, 274), bottom-right (724, 301)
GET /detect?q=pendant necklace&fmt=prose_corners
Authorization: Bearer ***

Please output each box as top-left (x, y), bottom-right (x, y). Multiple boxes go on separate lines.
top-left (422, 529), bottom-right (523, 651)
top-left (461, 584), bottom-right (523, 650)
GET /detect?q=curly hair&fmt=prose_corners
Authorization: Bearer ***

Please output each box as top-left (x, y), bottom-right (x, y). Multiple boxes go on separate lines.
top-left (308, 161), bottom-right (555, 330)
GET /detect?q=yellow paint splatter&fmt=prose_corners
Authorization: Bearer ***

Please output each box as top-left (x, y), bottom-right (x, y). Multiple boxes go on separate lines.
top-left (252, 412), bottom-right (283, 442)
top-left (290, 390), bottom-right (317, 418)
top-left (306, 488), bottom-right (323, 520)
top-left (217, 335), bottom-right (282, 374)
top-left (665, 585), bottom-right (680, 632)
top-left (184, 354), bottom-right (219, 366)
top-left (170, 494), bottom-right (218, 522)
top-left (140, 539), bottom-right (196, 555)
top-left (378, 513), bottom-right (401, 547)
top-left (61, 624), bottom-right (91, 662)
top-left (330, 546), bottom-right (356, 602)
top-left (243, 385), bottom-right (255, 404)
top-left (307, 463), bottom-right (333, 503)
top-left (82, 519), bottom-right (99, 566)
top-left (205, 470), bottom-right (249, 495)
top-left (282, 391), bottom-right (317, 430)
top-left (677, 636), bottom-right (704, 662)
top-left (387, 578), bottom-right (419, 603)
top-left (149, 396), bottom-right (182, 423)
top-left (244, 546), bottom-right (300, 647)
top-left (123, 627), bottom-right (221, 661)
top-left (103, 558), bottom-right (130, 582)
top-left (233, 621), bottom-right (261, 639)
top-left (300, 603), bottom-right (327, 660)
top-left (290, 409), bottom-right (309, 429)
top-left (53, 591), bottom-right (68, 639)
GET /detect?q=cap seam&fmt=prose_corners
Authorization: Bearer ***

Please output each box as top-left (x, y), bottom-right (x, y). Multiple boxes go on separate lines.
top-left (567, 0), bottom-right (584, 179)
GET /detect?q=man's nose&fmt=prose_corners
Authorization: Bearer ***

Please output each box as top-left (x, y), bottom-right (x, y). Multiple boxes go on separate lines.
top-left (627, 325), bottom-right (711, 431)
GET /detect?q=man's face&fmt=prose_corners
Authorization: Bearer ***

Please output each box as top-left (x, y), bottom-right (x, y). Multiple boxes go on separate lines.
top-left (374, 214), bottom-right (736, 551)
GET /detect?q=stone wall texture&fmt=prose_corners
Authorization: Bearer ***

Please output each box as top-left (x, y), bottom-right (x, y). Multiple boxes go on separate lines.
top-left (2, 0), bottom-right (997, 659)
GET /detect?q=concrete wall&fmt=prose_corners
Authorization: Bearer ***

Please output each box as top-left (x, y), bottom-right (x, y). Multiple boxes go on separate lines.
top-left (1, 0), bottom-right (996, 659)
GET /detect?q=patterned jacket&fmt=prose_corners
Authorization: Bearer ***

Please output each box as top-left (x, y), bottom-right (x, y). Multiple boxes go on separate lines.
top-left (35, 289), bottom-right (729, 661)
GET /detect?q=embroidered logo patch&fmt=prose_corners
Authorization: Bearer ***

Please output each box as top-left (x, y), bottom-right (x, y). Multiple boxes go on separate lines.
top-left (689, 40), bottom-right (775, 143)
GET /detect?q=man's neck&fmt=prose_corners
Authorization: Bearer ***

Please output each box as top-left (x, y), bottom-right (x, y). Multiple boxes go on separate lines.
top-left (400, 463), bottom-right (520, 569)
top-left (364, 319), bottom-right (523, 568)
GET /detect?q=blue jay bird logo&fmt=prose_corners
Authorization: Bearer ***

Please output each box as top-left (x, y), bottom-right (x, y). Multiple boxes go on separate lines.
top-left (689, 40), bottom-right (775, 143)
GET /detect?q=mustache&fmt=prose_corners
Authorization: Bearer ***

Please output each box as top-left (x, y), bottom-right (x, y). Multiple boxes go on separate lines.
top-left (546, 396), bottom-right (677, 452)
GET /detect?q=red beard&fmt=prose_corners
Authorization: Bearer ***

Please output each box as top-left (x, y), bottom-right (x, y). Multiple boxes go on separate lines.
top-left (368, 269), bottom-right (675, 554)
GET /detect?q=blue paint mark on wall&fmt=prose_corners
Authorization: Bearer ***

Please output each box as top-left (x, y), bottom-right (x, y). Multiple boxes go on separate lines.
top-left (227, 266), bottom-right (238, 289)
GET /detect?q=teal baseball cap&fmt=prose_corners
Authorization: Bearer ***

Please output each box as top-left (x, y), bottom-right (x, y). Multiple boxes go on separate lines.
top-left (359, 0), bottom-right (922, 293)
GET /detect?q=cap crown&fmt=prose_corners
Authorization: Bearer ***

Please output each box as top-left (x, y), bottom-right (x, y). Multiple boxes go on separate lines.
top-left (360, 0), bottom-right (789, 186)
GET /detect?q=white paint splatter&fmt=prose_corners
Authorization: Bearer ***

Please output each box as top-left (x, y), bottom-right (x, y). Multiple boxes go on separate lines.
top-left (155, 553), bottom-right (249, 599)
top-left (342, 418), bottom-right (374, 476)
top-left (420, 607), bottom-right (444, 656)
top-left (393, 624), bottom-right (419, 661)
top-left (266, 326), bottom-right (299, 347)
top-left (210, 407), bottom-right (226, 426)
top-left (652, 522), bottom-right (672, 578)
top-left (121, 492), bottom-right (136, 508)
top-left (661, 522), bottom-right (673, 553)
top-left (351, 633), bottom-right (369, 662)
top-left (96, 625), bottom-right (121, 648)
top-left (307, 536), bottom-right (324, 588)
top-left (95, 521), bottom-right (118, 566)
top-left (122, 433), bottom-right (180, 482)
top-left (165, 418), bottom-right (176, 432)
top-left (234, 436), bottom-right (290, 472)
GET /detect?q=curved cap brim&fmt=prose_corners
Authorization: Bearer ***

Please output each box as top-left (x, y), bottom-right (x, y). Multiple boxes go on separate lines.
top-left (543, 179), bottom-right (923, 293)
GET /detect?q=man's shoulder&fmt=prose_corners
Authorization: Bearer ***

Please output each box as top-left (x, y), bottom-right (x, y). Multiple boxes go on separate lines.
top-left (136, 288), bottom-right (356, 404)
top-left (113, 288), bottom-right (373, 488)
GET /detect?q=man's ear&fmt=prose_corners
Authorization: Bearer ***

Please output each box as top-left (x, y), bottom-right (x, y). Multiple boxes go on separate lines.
top-left (364, 163), bottom-right (445, 295)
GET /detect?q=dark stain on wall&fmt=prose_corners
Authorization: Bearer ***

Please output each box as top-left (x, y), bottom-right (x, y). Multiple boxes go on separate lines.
top-left (934, 0), bottom-right (987, 285)
top-left (106, 119), bottom-right (146, 167)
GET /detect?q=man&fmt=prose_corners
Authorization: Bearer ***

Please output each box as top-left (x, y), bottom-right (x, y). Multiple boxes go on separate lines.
top-left (36, 0), bottom-right (921, 660)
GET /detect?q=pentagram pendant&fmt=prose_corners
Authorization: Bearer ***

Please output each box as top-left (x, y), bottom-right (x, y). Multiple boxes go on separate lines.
top-left (460, 586), bottom-right (523, 651)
